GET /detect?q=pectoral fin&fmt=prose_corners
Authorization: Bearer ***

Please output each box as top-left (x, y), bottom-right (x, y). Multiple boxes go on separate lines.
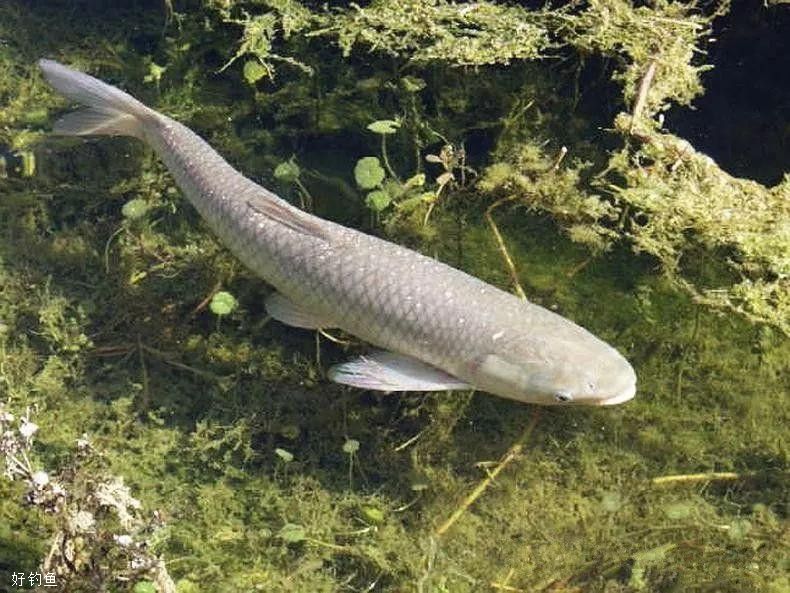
top-left (328, 351), bottom-right (471, 392)
top-left (265, 292), bottom-right (334, 329)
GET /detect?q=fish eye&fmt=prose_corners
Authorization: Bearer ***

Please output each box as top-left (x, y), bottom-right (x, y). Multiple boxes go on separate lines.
top-left (554, 392), bottom-right (573, 403)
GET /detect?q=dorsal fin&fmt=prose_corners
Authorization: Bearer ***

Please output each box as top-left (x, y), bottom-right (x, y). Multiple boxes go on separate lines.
top-left (246, 197), bottom-right (332, 242)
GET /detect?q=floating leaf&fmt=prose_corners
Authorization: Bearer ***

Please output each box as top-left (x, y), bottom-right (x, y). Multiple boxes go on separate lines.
top-left (342, 438), bottom-right (360, 454)
top-left (210, 291), bottom-right (238, 316)
top-left (401, 76), bottom-right (426, 93)
top-left (20, 152), bottom-right (35, 177)
top-left (361, 505), bottom-right (385, 524)
top-left (404, 173), bottom-right (426, 189)
top-left (175, 579), bottom-right (200, 593)
top-left (663, 501), bottom-right (693, 519)
top-left (354, 157), bottom-right (385, 189)
top-left (600, 491), bottom-right (623, 513)
top-left (629, 543), bottom-right (676, 590)
top-left (275, 448), bottom-right (294, 463)
top-left (366, 119), bottom-right (400, 135)
top-left (728, 518), bottom-right (751, 541)
top-left (243, 60), bottom-right (269, 84)
top-left (278, 523), bottom-right (306, 543)
top-left (122, 199), bottom-right (150, 220)
top-left (274, 161), bottom-right (300, 183)
top-left (133, 582), bottom-right (156, 593)
top-left (143, 62), bottom-right (166, 85)
top-left (365, 190), bottom-right (391, 212)
top-left (411, 480), bottom-right (429, 492)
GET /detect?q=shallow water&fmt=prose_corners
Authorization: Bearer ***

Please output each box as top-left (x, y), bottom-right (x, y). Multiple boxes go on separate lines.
top-left (0, 2), bottom-right (787, 592)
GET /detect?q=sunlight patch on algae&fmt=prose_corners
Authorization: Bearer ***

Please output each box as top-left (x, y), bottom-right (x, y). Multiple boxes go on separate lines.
top-left (321, 0), bottom-right (551, 66)
top-left (609, 115), bottom-right (789, 333)
top-left (559, 0), bottom-right (726, 115)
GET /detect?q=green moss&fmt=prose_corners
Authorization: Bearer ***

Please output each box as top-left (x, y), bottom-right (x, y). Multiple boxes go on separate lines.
top-left (323, 0), bottom-right (551, 66)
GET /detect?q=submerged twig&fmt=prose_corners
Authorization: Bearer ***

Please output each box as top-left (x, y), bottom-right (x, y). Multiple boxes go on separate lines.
top-left (137, 335), bottom-right (150, 410)
top-left (435, 409), bottom-right (540, 537)
top-left (651, 472), bottom-right (750, 485)
top-left (565, 256), bottom-right (594, 279)
top-left (490, 582), bottom-right (528, 593)
top-left (491, 568), bottom-right (528, 593)
top-left (485, 198), bottom-right (527, 301)
top-left (318, 328), bottom-right (352, 346)
top-left (630, 60), bottom-right (657, 132)
top-left (190, 280), bottom-right (222, 317)
top-left (141, 344), bottom-right (228, 384)
top-left (549, 146), bottom-right (568, 172)
top-left (394, 429), bottom-right (425, 452)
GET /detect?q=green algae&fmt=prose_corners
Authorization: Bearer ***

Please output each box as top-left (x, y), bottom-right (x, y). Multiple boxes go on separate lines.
top-left (1, 1), bottom-right (788, 592)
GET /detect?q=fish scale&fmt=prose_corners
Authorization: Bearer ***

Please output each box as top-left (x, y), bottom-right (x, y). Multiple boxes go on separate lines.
top-left (38, 58), bottom-right (637, 406)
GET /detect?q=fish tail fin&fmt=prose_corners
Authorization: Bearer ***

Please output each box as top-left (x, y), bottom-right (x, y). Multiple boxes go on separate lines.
top-left (38, 59), bottom-right (155, 139)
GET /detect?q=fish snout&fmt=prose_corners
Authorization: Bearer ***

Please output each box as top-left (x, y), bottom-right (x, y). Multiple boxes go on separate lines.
top-left (593, 356), bottom-right (637, 406)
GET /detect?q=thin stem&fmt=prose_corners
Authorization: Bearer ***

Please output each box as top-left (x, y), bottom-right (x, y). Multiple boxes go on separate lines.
top-left (485, 198), bottom-right (527, 301)
top-left (381, 136), bottom-right (401, 184)
top-left (435, 409), bottom-right (540, 536)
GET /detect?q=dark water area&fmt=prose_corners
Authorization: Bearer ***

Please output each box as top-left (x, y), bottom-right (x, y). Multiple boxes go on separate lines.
top-left (668, 0), bottom-right (790, 185)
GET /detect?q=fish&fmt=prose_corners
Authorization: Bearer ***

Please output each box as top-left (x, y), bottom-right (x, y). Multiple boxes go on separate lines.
top-left (38, 59), bottom-right (637, 406)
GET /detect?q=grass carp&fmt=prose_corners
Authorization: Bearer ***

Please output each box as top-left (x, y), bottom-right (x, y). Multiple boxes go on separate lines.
top-left (39, 59), bottom-right (636, 406)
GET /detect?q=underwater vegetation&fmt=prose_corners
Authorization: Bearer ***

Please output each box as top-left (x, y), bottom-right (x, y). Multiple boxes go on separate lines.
top-left (0, 1), bottom-right (788, 592)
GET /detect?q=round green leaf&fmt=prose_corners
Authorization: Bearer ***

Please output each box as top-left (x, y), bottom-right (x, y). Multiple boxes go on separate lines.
top-left (133, 582), bottom-right (157, 593)
top-left (122, 198), bottom-right (150, 220)
top-left (663, 502), bottom-right (693, 519)
top-left (361, 505), bottom-right (385, 524)
top-left (366, 119), bottom-right (400, 135)
top-left (243, 60), bottom-right (268, 84)
top-left (600, 491), bottom-right (623, 513)
top-left (728, 519), bottom-right (751, 541)
top-left (354, 157), bottom-right (385, 189)
top-left (365, 190), bottom-right (391, 212)
top-left (209, 291), bottom-right (238, 316)
top-left (342, 438), bottom-right (360, 454)
top-left (274, 161), bottom-right (300, 183)
top-left (175, 579), bottom-right (200, 593)
top-left (278, 523), bottom-right (306, 543)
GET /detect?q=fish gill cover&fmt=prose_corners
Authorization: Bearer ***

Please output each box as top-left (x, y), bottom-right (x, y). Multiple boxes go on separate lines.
top-left (0, 1), bottom-right (788, 592)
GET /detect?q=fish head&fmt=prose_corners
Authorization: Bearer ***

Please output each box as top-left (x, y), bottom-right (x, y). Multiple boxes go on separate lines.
top-left (469, 335), bottom-right (637, 406)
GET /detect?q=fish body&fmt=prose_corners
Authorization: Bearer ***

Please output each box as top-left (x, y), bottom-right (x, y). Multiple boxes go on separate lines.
top-left (39, 59), bottom-right (636, 406)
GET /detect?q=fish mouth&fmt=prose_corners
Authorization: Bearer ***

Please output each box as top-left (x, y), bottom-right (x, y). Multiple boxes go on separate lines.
top-left (595, 381), bottom-right (637, 406)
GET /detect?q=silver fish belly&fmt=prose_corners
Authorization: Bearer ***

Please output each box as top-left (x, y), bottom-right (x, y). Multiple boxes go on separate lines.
top-left (39, 59), bottom-right (636, 406)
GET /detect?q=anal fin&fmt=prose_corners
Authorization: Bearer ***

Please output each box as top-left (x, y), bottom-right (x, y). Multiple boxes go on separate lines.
top-left (265, 292), bottom-right (334, 329)
top-left (328, 351), bottom-right (471, 392)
